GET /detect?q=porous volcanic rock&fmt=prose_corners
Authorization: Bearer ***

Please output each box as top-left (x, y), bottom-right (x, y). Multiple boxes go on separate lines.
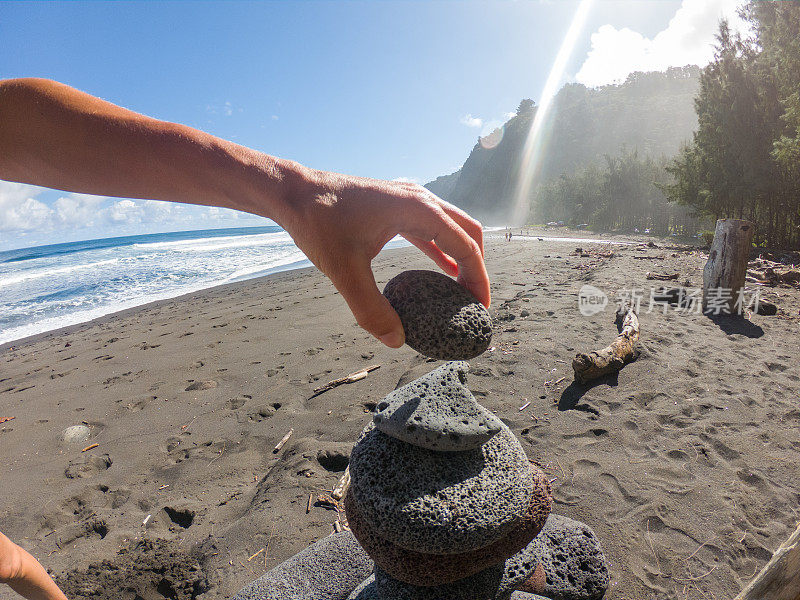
top-left (383, 270), bottom-right (492, 360)
top-left (346, 560), bottom-right (545, 599)
top-left (373, 361), bottom-right (503, 451)
top-left (231, 531), bottom-right (373, 600)
top-left (348, 584), bottom-right (546, 600)
top-left (345, 465), bottom-right (551, 586)
top-left (231, 515), bottom-right (606, 600)
top-left (524, 515), bottom-right (609, 600)
top-left (348, 423), bottom-right (534, 555)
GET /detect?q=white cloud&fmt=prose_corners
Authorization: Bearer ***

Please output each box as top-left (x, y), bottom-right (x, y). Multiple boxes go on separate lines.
top-left (503, 111), bottom-right (517, 120)
top-left (392, 177), bottom-right (420, 184)
top-left (53, 194), bottom-right (105, 227)
top-left (0, 180), bottom-right (266, 248)
top-left (0, 182), bottom-right (52, 231)
top-left (460, 114), bottom-right (483, 128)
top-left (575, 0), bottom-right (750, 88)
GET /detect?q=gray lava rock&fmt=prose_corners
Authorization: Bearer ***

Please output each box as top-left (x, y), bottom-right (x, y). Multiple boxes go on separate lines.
top-left (517, 514), bottom-right (609, 600)
top-left (346, 575), bottom-right (375, 599)
top-left (347, 564), bottom-right (547, 600)
top-left (234, 516), bottom-right (606, 600)
top-left (232, 532), bottom-right (373, 600)
top-left (373, 362), bottom-right (503, 451)
top-left (61, 424), bottom-right (91, 444)
top-left (348, 422), bottom-right (533, 554)
top-left (383, 270), bottom-right (492, 360)
top-left (345, 515), bottom-right (607, 600)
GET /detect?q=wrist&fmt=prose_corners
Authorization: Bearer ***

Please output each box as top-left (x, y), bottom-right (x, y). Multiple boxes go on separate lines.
top-left (223, 143), bottom-right (313, 231)
top-left (264, 159), bottom-right (325, 234)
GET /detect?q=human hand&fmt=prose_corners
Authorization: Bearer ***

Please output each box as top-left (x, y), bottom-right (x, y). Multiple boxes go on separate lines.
top-left (280, 169), bottom-right (490, 348)
top-left (0, 531), bottom-right (67, 600)
top-left (0, 532), bottom-right (23, 586)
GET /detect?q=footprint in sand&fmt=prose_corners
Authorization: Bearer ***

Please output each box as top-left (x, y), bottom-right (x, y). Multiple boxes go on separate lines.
top-left (65, 454), bottom-right (112, 479)
top-left (247, 404), bottom-right (281, 422)
top-left (226, 396), bottom-right (249, 409)
top-left (185, 380), bottom-right (217, 391)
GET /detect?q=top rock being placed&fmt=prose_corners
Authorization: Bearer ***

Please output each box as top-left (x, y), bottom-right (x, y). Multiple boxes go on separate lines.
top-left (383, 270), bottom-right (492, 360)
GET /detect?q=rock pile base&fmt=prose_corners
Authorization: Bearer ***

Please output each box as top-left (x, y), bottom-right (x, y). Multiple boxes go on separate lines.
top-left (233, 362), bottom-right (609, 600)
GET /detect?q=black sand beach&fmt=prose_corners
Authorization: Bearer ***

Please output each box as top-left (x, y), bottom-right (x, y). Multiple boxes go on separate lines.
top-left (1, 232), bottom-right (799, 600)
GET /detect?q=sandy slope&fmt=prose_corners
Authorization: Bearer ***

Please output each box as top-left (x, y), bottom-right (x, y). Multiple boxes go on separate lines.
top-left (1, 232), bottom-right (799, 600)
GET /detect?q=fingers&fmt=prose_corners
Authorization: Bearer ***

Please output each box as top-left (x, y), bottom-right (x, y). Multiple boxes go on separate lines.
top-left (330, 256), bottom-right (405, 348)
top-left (440, 202), bottom-right (485, 259)
top-left (401, 205), bottom-right (491, 308)
top-left (403, 234), bottom-right (459, 277)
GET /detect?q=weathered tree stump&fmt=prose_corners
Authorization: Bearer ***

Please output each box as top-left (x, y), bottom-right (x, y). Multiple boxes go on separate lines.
top-left (702, 219), bottom-right (754, 315)
top-left (572, 309), bottom-right (639, 384)
top-left (736, 521), bottom-right (800, 600)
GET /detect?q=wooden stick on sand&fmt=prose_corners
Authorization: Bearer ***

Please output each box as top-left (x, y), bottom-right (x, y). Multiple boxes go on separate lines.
top-left (310, 365), bottom-right (381, 399)
top-left (572, 309), bottom-right (640, 384)
top-left (272, 429), bottom-right (294, 454)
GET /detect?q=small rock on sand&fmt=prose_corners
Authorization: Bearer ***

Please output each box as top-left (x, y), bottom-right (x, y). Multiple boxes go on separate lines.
top-left (61, 424), bottom-right (91, 443)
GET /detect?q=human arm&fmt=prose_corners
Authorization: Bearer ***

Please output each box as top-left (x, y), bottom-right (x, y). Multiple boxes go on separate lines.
top-left (0, 531), bottom-right (68, 600)
top-left (0, 78), bottom-right (489, 347)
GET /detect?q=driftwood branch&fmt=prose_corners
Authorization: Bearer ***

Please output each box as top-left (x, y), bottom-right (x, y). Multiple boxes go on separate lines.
top-left (646, 272), bottom-right (679, 281)
top-left (736, 521), bottom-right (800, 600)
top-left (331, 466), bottom-right (350, 501)
top-left (309, 365), bottom-right (381, 398)
top-left (572, 310), bottom-right (640, 384)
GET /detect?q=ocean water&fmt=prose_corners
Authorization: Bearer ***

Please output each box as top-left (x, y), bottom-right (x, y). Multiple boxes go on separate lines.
top-left (0, 226), bottom-right (407, 346)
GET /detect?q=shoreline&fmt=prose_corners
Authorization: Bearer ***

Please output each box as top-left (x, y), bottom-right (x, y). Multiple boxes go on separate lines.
top-left (0, 227), bottom-right (656, 352)
top-left (0, 260), bottom-right (319, 353)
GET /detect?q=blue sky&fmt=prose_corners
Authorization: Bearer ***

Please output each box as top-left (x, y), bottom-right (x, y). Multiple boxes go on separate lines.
top-left (0, 0), bottom-right (745, 250)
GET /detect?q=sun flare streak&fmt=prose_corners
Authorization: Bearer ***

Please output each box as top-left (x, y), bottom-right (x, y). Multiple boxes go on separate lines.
top-left (511, 0), bottom-right (595, 224)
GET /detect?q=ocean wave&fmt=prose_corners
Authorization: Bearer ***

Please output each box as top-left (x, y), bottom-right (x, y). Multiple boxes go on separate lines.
top-left (131, 231), bottom-right (292, 253)
top-left (0, 258), bottom-right (121, 287)
top-left (0, 228), bottom-right (413, 346)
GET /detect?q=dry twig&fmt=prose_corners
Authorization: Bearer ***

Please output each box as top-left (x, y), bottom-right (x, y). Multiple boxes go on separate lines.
top-left (310, 365), bottom-right (381, 398)
top-left (272, 429), bottom-right (294, 454)
top-left (247, 548), bottom-right (265, 562)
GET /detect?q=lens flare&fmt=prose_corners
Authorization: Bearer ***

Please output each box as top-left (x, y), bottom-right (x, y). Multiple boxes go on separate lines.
top-left (480, 126), bottom-right (505, 150)
top-left (510, 0), bottom-right (595, 225)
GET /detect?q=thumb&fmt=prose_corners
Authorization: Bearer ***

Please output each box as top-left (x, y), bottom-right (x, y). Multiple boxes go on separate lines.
top-left (332, 258), bottom-right (405, 348)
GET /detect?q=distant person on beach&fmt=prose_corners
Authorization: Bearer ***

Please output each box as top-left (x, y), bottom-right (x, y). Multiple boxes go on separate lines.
top-left (0, 78), bottom-right (489, 599)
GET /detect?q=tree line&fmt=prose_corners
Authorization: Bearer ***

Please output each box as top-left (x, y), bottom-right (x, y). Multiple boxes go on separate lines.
top-left (664, 2), bottom-right (800, 248)
top-left (532, 150), bottom-right (703, 236)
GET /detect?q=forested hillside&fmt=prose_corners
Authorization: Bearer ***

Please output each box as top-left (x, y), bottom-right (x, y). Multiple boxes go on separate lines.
top-left (665, 2), bottom-right (800, 248)
top-left (426, 66), bottom-right (701, 225)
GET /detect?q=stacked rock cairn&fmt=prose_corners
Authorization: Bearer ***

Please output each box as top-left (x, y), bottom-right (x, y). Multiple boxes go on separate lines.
top-left (233, 271), bottom-right (609, 600)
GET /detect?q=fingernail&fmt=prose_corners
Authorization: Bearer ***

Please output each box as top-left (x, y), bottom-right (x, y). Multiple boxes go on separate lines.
top-left (379, 330), bottom-right (404, 348)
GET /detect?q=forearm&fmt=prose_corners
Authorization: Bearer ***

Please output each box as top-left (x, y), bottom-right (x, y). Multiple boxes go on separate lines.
top-left (0, 78), bottom-right (304, 227)
top-left (0, 78), bottom-right (490, 347)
